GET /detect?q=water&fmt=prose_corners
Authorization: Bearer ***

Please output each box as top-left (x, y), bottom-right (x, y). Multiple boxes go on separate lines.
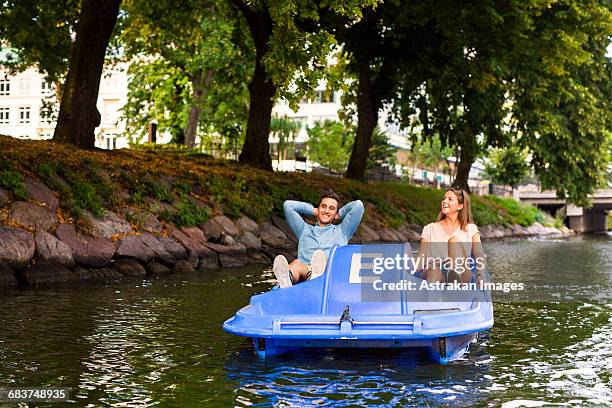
top-left (0, 235), bottom-right (610, 407)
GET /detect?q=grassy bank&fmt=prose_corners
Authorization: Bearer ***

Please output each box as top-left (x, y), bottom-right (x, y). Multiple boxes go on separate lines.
top-left (0, 136), bottom-right (551, 229)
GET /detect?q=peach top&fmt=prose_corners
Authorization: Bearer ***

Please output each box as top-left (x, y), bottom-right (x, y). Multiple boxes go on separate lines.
top-left (420, 222), bottom-right (480, 262)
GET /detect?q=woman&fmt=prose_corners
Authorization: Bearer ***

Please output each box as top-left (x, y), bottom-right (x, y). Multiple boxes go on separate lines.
top-left (418, 188), bottom-right (485, 283)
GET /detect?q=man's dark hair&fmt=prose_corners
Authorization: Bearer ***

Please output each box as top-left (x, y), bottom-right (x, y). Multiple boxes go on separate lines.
top-left (319, 189), bottom-right (341, 208)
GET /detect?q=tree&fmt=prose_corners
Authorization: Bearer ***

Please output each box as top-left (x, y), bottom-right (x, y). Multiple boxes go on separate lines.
top-left (367, 127), bottom-right (397, 171)
top-left (484, 147), bottom-right (530, 189)
top-left (306, 120), bottom-right (354, 173)
top-left (408, 134), bottom-right (454, 185)
top-left (229, 0), bottom-right (379, 170)
top-left (0, 0), bottom-right (79, 85)
top-left (508, 1), bottom-right (611, 205)
top-left (53, 0), bottom-right (122, 148)
top-left (270, 115), bottom-right (301, 163)
top-left (119, 0), bottom-right (251, 147)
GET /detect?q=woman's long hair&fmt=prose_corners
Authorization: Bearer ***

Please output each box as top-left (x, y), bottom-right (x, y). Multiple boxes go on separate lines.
top-left (436, 187), bottom-right (473, 231)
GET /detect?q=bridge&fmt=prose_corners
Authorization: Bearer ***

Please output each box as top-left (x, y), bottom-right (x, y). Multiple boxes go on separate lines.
top-left (518, 189), bottom-right (612, 233)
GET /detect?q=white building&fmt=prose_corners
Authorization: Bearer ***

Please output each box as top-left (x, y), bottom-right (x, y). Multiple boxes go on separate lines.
top-left (0, 64), bottom-right (129, 150)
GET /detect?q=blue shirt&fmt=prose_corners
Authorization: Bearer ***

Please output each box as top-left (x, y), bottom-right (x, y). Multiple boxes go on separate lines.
top-left (283, 200), bottom-right (364, 264)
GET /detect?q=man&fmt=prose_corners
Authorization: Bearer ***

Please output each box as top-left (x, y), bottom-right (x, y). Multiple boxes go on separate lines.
top-left (274, 190), bottom-right (364, 288)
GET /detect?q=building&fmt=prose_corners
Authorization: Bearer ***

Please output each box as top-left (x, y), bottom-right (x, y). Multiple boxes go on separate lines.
top-left (0, 64), bottom-right (129, 150)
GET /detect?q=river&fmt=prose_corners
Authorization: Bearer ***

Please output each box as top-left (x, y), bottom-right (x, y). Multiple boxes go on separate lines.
top-left (0, 234), bottom-right (610, 407)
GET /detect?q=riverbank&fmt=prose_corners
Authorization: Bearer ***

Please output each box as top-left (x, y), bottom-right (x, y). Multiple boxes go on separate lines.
top-left (0, 136), bottom-right (573, 287)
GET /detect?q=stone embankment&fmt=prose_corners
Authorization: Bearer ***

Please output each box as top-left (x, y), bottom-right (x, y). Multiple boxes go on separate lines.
top-left (0, 177), bottom-right (574, 288)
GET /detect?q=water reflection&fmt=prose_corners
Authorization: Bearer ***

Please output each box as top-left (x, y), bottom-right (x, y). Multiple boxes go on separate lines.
top-left (0, 236), bottom-right (609, 407)
top-left (225, 343), bottom-right (493, 407)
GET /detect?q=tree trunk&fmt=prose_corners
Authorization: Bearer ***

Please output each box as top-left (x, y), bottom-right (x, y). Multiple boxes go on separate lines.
top-left (52, 0), bottom-right (121, 148)
top-left (452, 146), bottom-right (476, 193)
top-left (184, 69), bottom-right (214, 148)
top-left (234, 2), bottom-right (274, 170)
top-left (346, 61), bottom-right (379, 181)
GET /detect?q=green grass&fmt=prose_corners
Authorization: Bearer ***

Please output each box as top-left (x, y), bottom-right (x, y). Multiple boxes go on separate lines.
top-left (0, 169), bottom-right (27, 200)
top-left (159, 194), bottom-right (210, 227)
top-left (0, 136), bottom-right (549, 230)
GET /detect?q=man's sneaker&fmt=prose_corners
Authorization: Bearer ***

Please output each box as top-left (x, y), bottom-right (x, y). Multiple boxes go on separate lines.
top-left (310, 250), bottom-right (327, 280)
top-left (273, 255), bottom-right (293, 288)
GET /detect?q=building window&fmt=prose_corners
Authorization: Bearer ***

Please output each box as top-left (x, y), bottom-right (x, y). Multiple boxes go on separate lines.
top-left (315, 89), bottom-right (335, 103)
top-left (18, 78), bottom-right (31, 94)
top-left (0, 107), bottom-right (9, 125)
top-left (41, 81), bottom-right (53, 94)
top-left (19, 106), bottom-right (31, 124)
top-left (0, 79), bottom-right (10, 96)
top-left (104, 134), bottom-right (117, 150)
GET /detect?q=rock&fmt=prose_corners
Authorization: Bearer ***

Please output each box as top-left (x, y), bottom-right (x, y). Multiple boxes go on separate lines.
top-left (394, 230), bottom-right (409, 242)
top-left (378, 228), bottom-right (401, 242)
top-left (271, 214), bottom-right (297, 242)
top-left (112, 259), bottom-right (146, 277)
top-left (146, 261), bottom-right (172, 276)
top-left (219, 233), bottom-right (237, 246)
top-left (82, 237), bottom-right (116, 268)
top-left (260, 222), bottom-right (287, 239)
top-left (478, 225), bottom-right (492, 239)
top-left (235, 216), bottom-right (259, 233)
top-left (34, 230), bottom-right (75, 268)
top-left (116, 235), bottom-right (157, 263)
top-left (170, 227), bottom-right (210, 257)
top-left (24, 177), bottom-right (59, 211)
top-left (259, 222), bottom-right (291, 248)
top-left (9, 201), bottom-right (56, 231)
top-left (73, 266), bottom-right (95, 280)
top-left (355, 224), bottom-right (380, 242)
top-left (200, 219), bottom-right (223, 242)
top-left (237, 231), bottom-right (262, 250)
top-left (172, 259), bottom-right (195, 274)
top-left (187, 253), bottom-right (200, 268)
top-left (126, 210), bottom-right (163, 233)
top-left (406, 223), bottom-right (424, 234)
top-left (198, 249), bottom-right (219, 270)
top-left (212, 215), bottom-right (240, 237)
top-left (83, 210), bottom-right (132, 239)
top-left (55, 224), bottom-right (115, 267)
top-left (0, 187), bottom-right (9, 206)
top-left (74, 266), bottom-right (122, 280)
top-left (260, 246), bottom-right (297, 264)
top-left (246, 250), bottom-right (270, 264)
top-left (22, 261), bottom-right (77, 285)
top-left (139, 234), bottom-right (176, 265)
top-left (158, 237), bottom-right (187, 260)
top-left (0, 260), bottom-right (18, 286)
top-left (492, 225), bottom-right (506, 238)
top-left (398, 224), bottom-right (422, 241)
top-left (218, 253), bottom-right (247, 267)
top-left (0, 227), bottom-right (35, 270)
top-left (204, 241), bottom-right (247, 255)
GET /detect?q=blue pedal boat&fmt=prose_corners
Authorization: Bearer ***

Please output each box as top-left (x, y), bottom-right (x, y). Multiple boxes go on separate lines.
top-left (223, 243), bottom-right (493, 364)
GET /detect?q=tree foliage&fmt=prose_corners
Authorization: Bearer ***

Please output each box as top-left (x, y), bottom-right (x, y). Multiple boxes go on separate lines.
top-left (484, 146), bottom-right (531, 188)
top-left (119, 0), bottom-right (253, 146)
top-left (0, 0), bottom-right (80, 83)
top-left (270, 115), bottom-right (301, 162)
top-left (307, 120), bottom-right (353, 173)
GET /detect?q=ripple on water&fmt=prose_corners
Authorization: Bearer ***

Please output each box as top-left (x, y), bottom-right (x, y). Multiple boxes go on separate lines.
top-left (0, 238), bottom-right (609, 406)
